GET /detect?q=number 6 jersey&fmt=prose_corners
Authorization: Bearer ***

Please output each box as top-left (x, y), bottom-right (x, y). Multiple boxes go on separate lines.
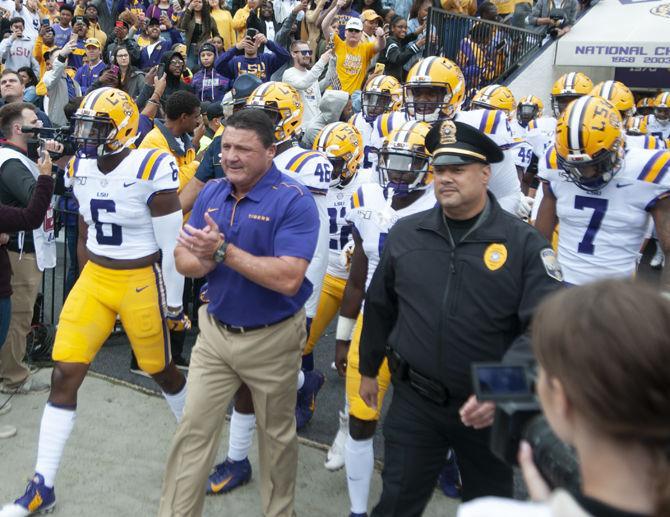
top-left (65, 149), bottom-right (180, 260)
top-left (538, 146), bottom-right (670, 285)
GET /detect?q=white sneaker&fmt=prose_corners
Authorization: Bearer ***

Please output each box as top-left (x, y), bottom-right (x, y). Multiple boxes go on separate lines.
top-left (651, 245), bottom-right (665, 269)
top-left (324, 411), bottom-right (348, 471)
top-left (0, 401), bottom-right (11, 416)
top-left (0, 424), bottom-right (16, 439)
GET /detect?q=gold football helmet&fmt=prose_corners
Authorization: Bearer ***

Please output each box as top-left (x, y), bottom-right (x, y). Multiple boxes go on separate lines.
top-left (555, 95), bottom-right (623, 191)
top-left (245, 81), bottom-right (303, 143)
top-left (72, 87), bottom-right (139, 157)
top-left (624, 115), bottom-right (648, 136)
top-left (653, 91), bottom-right (670, 126)
top-left (590, 80), bottom-right (635, 119)
top-left (551, 72), bottom-right (593, 117)
top-left (361, 75), bottom-right (402, 123)
top-left (378, 120), bottom-right (433, 194)
top-left (516, 95), bottom-right (544, 126)
top-left (313, 122), bottom-right (363, 186)
top-left (470, 84), bottom-right (516, 116)
top-left (636, 97), bottom-right (655, 116)
top-left (404, 57), bottom-right (466, 122)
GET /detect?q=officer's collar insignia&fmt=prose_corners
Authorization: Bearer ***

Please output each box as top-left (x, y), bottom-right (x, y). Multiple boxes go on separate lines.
top-left (484, 243), bottom-right (507, 271)
top-left (439, 120), bottom-right (457, 145)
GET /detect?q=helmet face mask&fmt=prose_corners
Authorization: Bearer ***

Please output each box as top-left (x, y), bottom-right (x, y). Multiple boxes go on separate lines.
top-left (404, 84), bottom-right (453, 122)
top-left (362, 91), bottom-right (391, 121)
top-left (246, 82), bottom-right (303, 143)
top-left (552, 95), bottom-right (579, 118)
top-left (377, 121), bottom-right (432, 195)
top-left (72, 113), bottom-right (117, 155)
top-left (517, 104), bottom-right (539, 126)
top-left (654, 107), bottom-right (670, 125)
top-left (557, 146), bottom-right (622, 192)
top-left (328, 157), bottom-right (346, 183)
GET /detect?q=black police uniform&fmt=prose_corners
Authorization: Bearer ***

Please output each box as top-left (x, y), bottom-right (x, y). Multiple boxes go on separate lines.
top-left (359, 121), bottom-right (563, 516)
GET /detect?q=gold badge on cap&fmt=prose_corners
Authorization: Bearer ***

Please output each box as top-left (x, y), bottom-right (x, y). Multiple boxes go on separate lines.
top-left (484, 243), bottom-right (507, 271)
top-left (439, 120), bottom-right (457, 145)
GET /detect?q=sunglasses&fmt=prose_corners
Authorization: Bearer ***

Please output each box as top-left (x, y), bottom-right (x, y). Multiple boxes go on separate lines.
top-left (297, 49), bottom-right (313, 56)
top-left (346, 28), bottom-right (361, 33)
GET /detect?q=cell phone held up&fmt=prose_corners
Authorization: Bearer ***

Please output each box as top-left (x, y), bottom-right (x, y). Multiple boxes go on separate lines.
top-left (157, 63), bottom-right (165, 79)
top-left (246, 28), bottom-right (258, 40)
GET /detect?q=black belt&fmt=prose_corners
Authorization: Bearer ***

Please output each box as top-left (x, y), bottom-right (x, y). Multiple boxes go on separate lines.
top-left (387, 346), bottom-right (450, 406)
top-left (217, 313), bottom-right (294, 334)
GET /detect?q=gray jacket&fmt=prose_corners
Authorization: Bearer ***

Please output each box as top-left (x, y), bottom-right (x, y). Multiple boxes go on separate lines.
top-left (43, 55), bottom-right (82, 127)
top-left (528, 0), bottom-right (578, 27)
top-left (300, 89), bottom-right (350, 149)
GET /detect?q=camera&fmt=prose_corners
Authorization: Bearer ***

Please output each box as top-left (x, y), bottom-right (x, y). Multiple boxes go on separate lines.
top-left (471, 362), bottom-right (581, 494)
top-left (21, 125), bottom-right (74, 158)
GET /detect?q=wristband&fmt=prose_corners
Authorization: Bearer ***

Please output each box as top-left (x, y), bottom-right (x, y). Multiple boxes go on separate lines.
top-left (336, 316), bottom-right (356, 341)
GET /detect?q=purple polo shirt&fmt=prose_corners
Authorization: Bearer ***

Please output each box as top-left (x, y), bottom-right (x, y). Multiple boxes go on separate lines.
top-left (187, 164), bottom-right (319, 327)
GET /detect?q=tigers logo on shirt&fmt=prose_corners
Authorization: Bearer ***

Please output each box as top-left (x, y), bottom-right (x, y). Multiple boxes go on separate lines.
top-left (484, 243), bottom-right (507, 271)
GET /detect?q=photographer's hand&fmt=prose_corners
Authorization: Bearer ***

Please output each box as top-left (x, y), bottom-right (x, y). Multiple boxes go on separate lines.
top-left (518, 441), bottom-right (551, 501)
top-left (43, 140), bottom-right (64, 155)
top-left (459, 394), bottom-right (495, 429)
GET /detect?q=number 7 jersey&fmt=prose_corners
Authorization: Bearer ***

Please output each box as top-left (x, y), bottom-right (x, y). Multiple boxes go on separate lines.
top-left (538, 146), bottom-right (670, 285)
top-left (65, 149), bottom-right (180, 260)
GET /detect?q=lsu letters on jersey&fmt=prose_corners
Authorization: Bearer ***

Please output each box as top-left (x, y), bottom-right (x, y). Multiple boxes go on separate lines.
top-left (65, 148), bottom-right (179, 259)
top-left (326, 169), bottom-right (374, 279)
top-left (456, 109), bottom-right (522, 213)
top-left (368, 111), bottom-right (410, 174)
top-left (538, 147), bottom-right (670, 285)
top-left (274, 144), bottom-right (332, 318)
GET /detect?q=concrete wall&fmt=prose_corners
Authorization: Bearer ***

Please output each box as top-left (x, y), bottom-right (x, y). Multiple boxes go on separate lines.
top-left (506, 41), bottom-right (615, 114)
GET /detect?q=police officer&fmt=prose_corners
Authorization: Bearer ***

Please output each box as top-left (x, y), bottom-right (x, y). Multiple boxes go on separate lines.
top-left (358, 120), bottom-right (562, 516)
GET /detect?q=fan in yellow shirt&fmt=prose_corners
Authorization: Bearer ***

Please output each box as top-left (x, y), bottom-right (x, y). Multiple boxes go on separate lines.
top-left (207, 0), bottom-right (237, 50)
top-left (321, 0), bottom-right (385, 95)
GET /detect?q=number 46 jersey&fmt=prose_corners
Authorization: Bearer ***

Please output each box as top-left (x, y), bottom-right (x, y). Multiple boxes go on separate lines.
top-left (538, 146), bottom-right (670, 285)
top-left (65, 149), bottom-right (180, 260)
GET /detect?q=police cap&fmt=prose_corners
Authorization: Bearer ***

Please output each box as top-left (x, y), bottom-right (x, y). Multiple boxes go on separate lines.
top-left (425, 120), bottom-right (504, 166)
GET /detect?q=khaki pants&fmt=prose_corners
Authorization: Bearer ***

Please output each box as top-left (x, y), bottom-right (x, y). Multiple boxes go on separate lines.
top-left (0, 251), bottom-right (42, 388)
top-left (158, 306), bottom-right (306, 517)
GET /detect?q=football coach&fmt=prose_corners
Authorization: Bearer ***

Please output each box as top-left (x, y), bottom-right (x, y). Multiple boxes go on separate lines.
top-left (158, 109), bottom-right (319, 517)
top-left (358, 120), bottom-right (562, 515)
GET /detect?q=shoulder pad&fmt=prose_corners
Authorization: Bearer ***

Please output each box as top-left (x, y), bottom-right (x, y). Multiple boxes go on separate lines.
top-left (66, 155), bottom-right (80, 178)
top-left (637, 150), bottom-right (670, 184)
top-left (136, 149), bottom-right (173, 181)
top-left (478, 109), bottom-right (504, 135)
top-left (545, 145), bottom-right (559, 170)
top-left (283, 150), bottom-right (328, 173)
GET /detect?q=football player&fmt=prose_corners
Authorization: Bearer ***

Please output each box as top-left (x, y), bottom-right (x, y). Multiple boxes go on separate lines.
top-left (349, 75), bottom-right (403, 173)
top-left (646, 91), bottom-right (670, 140)
top-left (624, 116), bottom-right (667, 151)
top-left (206, 81), bottom-right (332, 495)
top-left (403, 57), bottom-right (527, 218)
top-left (334, 121), bottom-right (437, 516)
top-left (306, 121), bottom-right (373, 471)
top-left (535, 95), bottom-right (670, 288)
top-left (0, 88), bottom-right (187, 516)
top-left (512, 95), bottom-right (545, 197)
top-left (636, 97), bottom-right (655, 117)
top-left (527, 72), bottom-right (593, 220)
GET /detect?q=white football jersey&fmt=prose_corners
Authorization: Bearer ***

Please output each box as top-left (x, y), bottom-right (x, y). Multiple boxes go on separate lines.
top-left (368, 111), bottom-right (411, 176)
top-left (538, 146), bottom-right (670, 285)
top-left (349, 113), bottom-right (375, 172)
top-left (65, 149), bottom-right (179, 260)
top-left (645, 114), bottom-right (670, 140)
top-left (625, 134), bottom-right (667, 151)
top-left (525, 116), bottom-right (557, 159)
top-left (346, 183), bottom-right (436, 297)
top-left (508, 119), bottom-right (534, 172)
top-left (274, 144), bottom-right (331, 318)
top-left (326, 169), bottom-right (374, 279)
top-left (456, 109), bottom-right (522, 212)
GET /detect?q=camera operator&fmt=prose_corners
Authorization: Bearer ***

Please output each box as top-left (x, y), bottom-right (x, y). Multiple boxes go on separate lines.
top-left (459, 279), bottom-right (670, 517)
top-left (0, 102), bottom-right (63, 395)
top-left (527, 0), bottom-right (577, 38)
top-left (357, 120), bottom-right (561, 515)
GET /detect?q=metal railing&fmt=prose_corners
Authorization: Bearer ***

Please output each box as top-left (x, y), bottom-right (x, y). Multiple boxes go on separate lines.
top-left (425, 9), bottom-right (545, 105)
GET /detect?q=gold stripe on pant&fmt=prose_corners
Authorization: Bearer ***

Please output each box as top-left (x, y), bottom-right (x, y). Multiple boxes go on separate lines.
top-left (158, 305), bottom-right (306, 517)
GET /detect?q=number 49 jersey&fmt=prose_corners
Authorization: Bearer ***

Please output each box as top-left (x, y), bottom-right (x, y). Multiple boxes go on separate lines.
top-left (538, 146), bottom-right (670, 285)
top-left (65, 149), bottom-right (179, 260)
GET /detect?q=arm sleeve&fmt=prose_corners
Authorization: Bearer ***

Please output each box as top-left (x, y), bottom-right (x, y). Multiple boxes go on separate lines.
top-left (384, 40), bottom-right (419, 67)
top-left (0, 37), bottom-right (12, 60)
top-left (273, 187), bottom-right (320, 260)
top-left (0, 175), bottom-right (54, 233)
top-left (502, 231), bottom-right (562, 365)
top-left (152, 210), bottom-right (185, 307)
top-left (265, 40), bottom-right (291, 73)
top-left (359, 230), bottom-right (398, 377)
top-left (214, 45), bottom-right (240, 77)
top-left (0, 159), bottom-right (37, 206)
top-left (282, 59), bottom-right (326, 90)
top-left (231, 4), bottom-right (250, 31)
